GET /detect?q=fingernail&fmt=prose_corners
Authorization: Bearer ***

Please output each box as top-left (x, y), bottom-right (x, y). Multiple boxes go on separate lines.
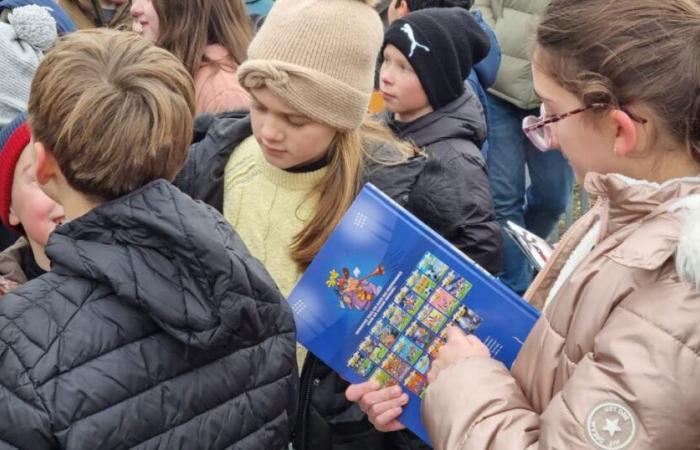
top-left (392, 386), bottom-right (402, 396)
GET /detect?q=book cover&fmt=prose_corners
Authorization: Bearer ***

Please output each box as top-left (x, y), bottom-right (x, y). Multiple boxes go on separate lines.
top-left (288, 183), bottom-right (540, 445)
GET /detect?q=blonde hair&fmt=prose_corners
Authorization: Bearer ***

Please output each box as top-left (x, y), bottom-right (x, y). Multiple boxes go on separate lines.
top-left (28, 29), bottom-right (195, 201)
top-left (536, 0), bottom-right (700, 164)
top-left (290, 118), bottom-right (417, 271)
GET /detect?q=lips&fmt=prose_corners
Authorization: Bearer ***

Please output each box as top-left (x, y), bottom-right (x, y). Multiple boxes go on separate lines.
top-left (381, 91), bottom-right (396, 101)
top-left (132, 20), bottom-right (145, 33)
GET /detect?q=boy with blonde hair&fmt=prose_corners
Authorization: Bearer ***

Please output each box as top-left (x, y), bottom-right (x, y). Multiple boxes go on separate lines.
top-left (0, 29), bottom-right (297, 449)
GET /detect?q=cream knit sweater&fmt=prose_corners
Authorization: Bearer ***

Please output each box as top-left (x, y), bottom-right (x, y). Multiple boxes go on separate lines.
top-left (223, 136), bottom-right (326, 298)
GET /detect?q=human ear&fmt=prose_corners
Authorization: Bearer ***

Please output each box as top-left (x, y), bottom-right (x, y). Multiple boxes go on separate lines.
top-left (33, 141), bottom-right (58, 186)
top-left (397, 0), bottom-right (410, 17)
top-left (610, 109), bottom-right (638, 157)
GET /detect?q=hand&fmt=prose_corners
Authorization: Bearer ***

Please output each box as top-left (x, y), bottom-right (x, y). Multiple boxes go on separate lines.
top-left (346, 381), bottom-right (408, 432)
top-left (427, 326), bottom-right (490, 384)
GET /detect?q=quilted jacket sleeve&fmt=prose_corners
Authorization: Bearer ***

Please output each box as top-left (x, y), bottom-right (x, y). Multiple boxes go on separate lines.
top-left (421, 283), bottom-right (700, 449)
top-left (0, 312), bottom-right (56, 449)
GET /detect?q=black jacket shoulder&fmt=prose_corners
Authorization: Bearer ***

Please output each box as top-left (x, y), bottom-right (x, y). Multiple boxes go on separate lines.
top-left (0, 180), bottom-right (297, 449)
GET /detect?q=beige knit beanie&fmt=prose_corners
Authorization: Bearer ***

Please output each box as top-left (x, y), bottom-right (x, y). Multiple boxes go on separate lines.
top-left (237, 0), bottom-right (383, 132)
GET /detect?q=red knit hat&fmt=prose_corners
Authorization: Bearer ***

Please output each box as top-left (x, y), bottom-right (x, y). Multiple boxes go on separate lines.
top-left (0, 113), bottom-right (31, 230)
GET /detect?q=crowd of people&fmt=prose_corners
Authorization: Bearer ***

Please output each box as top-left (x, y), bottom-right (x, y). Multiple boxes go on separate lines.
top-left (0, 0), bottom-right (698, 449)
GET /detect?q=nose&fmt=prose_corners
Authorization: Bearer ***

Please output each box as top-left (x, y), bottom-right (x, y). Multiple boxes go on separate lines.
top-left (259, 116), bottom-right (284, 144)
top-left (380, 67), bottom-right (393, 87)
top-left (130, 1), bottom-right (142, 17)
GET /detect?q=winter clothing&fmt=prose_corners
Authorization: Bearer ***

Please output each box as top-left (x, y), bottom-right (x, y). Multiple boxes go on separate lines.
top-left (245, 0), bottom-right (274, 17)
top-left (472, 0), bottom-right (548, 110)
top-left (383, 90), bottom-right (501, 274)
top-left (175, 111), bottom-right (496, 450)
top-left (194, 44), bottom-right (250, 115)
top-left (0, 179), bottom-right (298, 449)
top-left (0, 6), bottom-right (56, 127)
top-left (0, 236), bottom-right (30, 293)
top-left (0, 0), bottom-right (76, 34)
top-left (238, 0), bottom-right (383, 132)
top-left (383, 7), bottom-right (490, 110)
top-left (423, 172), bottom-right (700, 449)
top-left (466, 9), bottom-right (500, 157)
top-left (0, 113), bottom-right (29, 229)
top-left (223, 135), bottom-right (327, 297)
top-left (59, 0), bottom-right (131, 30)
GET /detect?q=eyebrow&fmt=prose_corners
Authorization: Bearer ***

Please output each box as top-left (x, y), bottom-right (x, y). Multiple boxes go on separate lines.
top-left (249, 92), bottom-right (304, 118)
top-left (534, 90), bottom-right (552, 102)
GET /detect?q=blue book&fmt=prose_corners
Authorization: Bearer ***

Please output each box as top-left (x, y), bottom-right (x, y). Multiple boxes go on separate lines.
top-left (288, 183), bottom-right (540, 446)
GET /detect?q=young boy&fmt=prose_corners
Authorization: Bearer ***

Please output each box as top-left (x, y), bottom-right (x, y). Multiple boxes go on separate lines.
top-left (385, 0), bottom-right (501, 157)
top-left (379, 7), bottom-right (502, 274)
top-left (0, 29), bottom-right (297, 449)
top-left (0, 113), bottom-right (64, 291)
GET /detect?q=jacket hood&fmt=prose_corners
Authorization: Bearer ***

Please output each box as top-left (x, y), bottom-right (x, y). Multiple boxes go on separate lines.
top-left (585, 172), bottom-right (700, 289)
top-left (46, 179), bottom-right (287, 349)
top-left (386, 89), bottom-right (487, 149)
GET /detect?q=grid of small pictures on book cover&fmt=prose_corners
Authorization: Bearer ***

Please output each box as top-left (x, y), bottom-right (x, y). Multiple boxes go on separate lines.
top-left (347, 252), bottom-right (483, 398)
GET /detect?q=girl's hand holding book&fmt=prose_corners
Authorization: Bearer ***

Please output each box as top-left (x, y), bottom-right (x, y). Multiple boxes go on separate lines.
top-left (346, 380), bottom-right (408, 432)
top-left (427, 326), bottom-right (491, 384)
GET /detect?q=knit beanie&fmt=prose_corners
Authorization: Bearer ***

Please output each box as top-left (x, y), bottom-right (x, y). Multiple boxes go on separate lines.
top-left (0, 0), bottom-right (77, 35)
top-left (0, 113), bottom-right (29, 229)
top-left (0, 4), bottom-right (58, 128)
top-left (383, 7), bottom-right (490, 110)
top-left (238, 0), bottom-right (384, 132)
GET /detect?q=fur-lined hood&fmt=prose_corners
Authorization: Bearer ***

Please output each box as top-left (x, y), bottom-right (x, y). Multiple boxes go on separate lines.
top-left (676, 200), bottom-right (700, 290)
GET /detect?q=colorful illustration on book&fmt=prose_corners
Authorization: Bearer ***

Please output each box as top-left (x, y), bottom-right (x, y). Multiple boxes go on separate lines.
top-left (381, 353), bottom-right (412, 380)
top-left (326, 264), bottom-right (385, 310)
top-left (414, 354), bottom-right (431, 374)
top-left (405, 320), bottom-right (434, 349)
top-left (404, 370), bottom-right (428, 397)
top-left (371, 368), bottom-right (398, 388)
top-left (393, 336), bottom-right (424, 365)
top-left (406, 270), bottom-right (436, 299)
top-left (371, 321), bottom-right (401, 348)
top-left (348, 352), bottom-right (375, 377)
top-left (359, 336), bottom-right (389, 364)
top-left (393, 288), bottom-right (425, 316)
top-left (441, 270), bottom-right (473, 300)
top-left (417, 305), bottom-right (448, 333)
top-left (428, 288), bottom-right (460, 316)
top-left (453, 305), bottom-right (483, 334)
top-left (417, 252), bottom-right (449, 282)
top-left (427, 338), bottom-right (446, 360)
top-left (383, 304), bottom-right (412, 331)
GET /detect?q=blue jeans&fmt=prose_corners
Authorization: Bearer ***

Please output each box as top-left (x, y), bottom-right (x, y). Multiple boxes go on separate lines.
top-left (485, 93), bottom-right (574, 294)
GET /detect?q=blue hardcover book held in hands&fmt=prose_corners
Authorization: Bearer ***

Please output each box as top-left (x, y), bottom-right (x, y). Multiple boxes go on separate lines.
top-left (288, 183), bottom-right (540, 446)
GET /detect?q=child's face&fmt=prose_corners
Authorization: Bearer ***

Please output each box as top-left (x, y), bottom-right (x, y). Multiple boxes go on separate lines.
top-left (380, 45), bottom-right (433, 122)
top-left (130, 0), bottom-right (160, 42)
top-left (9, 145), bottom-right (65, 247)
top-left (250, 87), bottom-right (337, 170)
top-left (532, 48), bottom-right (630, 182)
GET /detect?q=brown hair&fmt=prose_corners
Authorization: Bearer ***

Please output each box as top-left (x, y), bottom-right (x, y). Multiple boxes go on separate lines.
top-left (153, 0), bottom-right (253, 77)
top-left (290, 118), bottom-right (417, 271)
top-left (536, 0), bottom-right (700, 164)
top-left (28, 29), bottom-right (195, 201)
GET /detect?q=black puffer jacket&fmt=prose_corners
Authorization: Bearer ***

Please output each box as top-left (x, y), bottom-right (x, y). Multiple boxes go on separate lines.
top-left (0, 180), bottom-right (298, 449)
top-left (176, 113), bottom-right (501, 450)
top-left (384, 90), bottom-right (502, 275)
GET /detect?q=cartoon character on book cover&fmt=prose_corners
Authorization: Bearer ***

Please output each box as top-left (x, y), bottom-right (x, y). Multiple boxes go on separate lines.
top-left (326, 264), bottom-right (385, 310)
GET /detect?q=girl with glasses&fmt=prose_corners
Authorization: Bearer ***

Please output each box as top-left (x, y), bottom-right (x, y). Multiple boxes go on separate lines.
top-left (349, 1), bottom-right (700, 448)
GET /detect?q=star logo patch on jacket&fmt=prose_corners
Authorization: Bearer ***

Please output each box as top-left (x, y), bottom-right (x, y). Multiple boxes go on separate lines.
top-left (586, 402), bottom-right (638, 450)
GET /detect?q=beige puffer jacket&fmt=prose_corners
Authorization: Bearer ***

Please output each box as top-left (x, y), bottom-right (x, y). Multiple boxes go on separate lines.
top-left (422, 172), bottom-right (700, 449)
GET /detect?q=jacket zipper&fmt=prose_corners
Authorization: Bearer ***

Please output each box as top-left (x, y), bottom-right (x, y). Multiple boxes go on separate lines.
top-left (295, 354), bottom-right (317, 450)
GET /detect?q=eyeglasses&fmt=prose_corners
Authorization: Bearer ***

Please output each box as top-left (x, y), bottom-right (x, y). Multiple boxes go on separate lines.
top-left (522, 103), bottom-right (648, 151)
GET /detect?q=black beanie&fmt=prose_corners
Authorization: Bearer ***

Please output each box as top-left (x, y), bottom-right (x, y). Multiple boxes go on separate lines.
top-left (382, 7), bottom-right (490, 110)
